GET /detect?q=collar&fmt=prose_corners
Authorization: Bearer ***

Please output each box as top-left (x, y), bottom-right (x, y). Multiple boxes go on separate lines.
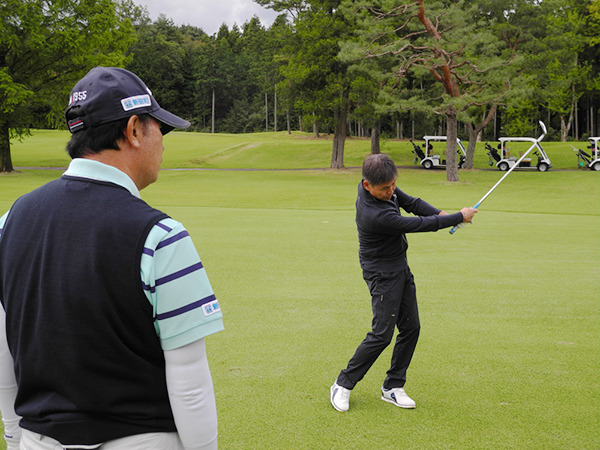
top-left (64, 158), bottom-right (141, 199)
top-left (358, 180), bottom-right (396, 204)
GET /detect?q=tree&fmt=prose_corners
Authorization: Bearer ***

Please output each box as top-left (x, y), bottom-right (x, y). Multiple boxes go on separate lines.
top-left (268, 15), bottom-right (296, 134)
top-left (0, 0), bottom-right (138, 172)
top-left (263, 0), bottom-right (355, 168)
top-left (127, 16), bottom-right (192, 122)
top-left (533, 0), bottom-right (591, 141)
top-left (241, 16), bottom-right (287, 132)
top-left (255, 0), bottom-right (308, 21)
top-left (463, 104), bottom-right (498, 167)
top-left (340, 0), bottom-right (513, 180)
top-left (481, 0), bottom-right (599, 140)
top-left (584, 0), bottom-right (600, 136)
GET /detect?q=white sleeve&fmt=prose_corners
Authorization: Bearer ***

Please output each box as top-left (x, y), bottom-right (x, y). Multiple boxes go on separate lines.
top-left (0, 308), bottom-right (21, 450)
top-left (164, 338), bottom-right (218, 450)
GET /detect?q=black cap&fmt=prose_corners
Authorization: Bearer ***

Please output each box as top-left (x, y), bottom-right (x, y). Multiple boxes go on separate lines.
top-left (65, 67), bottom-right (190, 134)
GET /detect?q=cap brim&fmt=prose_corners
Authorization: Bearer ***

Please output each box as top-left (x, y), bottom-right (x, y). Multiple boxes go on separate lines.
top-left (150, 108), bottom-right (190, 134)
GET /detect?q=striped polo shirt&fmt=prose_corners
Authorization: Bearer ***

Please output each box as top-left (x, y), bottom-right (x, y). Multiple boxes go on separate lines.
top-left (0, 159), bottom-right (224, 350)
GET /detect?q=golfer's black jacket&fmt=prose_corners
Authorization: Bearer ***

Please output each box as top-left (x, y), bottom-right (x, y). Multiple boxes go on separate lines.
top-left (356, 181), bottom-right (463, 272)
top-left (0, 175), bottom-right (175, 445)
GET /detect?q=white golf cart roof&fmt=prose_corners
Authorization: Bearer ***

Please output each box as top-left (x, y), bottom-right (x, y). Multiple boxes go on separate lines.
top-left (499, 121), bottom-right (547, 144)
top-left (498, 137), bottom-right (538, 143)
top-left (423, 136), bottom-right (466, 154)
top-left (498, 122), bottom-right (547, 144)
top-left (423, 136), bottom-right (463, 141)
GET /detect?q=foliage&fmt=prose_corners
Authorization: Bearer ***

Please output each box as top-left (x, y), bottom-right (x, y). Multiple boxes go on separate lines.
top-left (0, 0), bottom-right (138, 171)
top-left (126, 15), bottom-right (291, 134)
top-left (128, 16), bottom-right (192, 121)
top-left (2, 0), bottom-right (599, 172)
top-left (271, 0), bottom-right (357, 168)
top-left (338, 0), bottom-right (517, 179)
top-left (502, 96), bottom-right (540, 136)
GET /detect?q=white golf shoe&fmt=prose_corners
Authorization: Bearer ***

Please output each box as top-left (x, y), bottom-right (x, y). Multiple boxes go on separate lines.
top-left (381, 387), bottom-right (416, 409)
top-left (330, 382), bottom-right (351, 412)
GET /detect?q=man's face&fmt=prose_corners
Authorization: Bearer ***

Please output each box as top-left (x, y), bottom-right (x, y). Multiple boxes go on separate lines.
top-left (363, 177), bottom-right (397, 201)
top-left (138, 118), bottom-right (165, 189)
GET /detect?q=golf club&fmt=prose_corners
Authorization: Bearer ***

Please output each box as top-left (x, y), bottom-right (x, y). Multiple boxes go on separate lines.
top-left (450, 121), bottom-right (547, 235)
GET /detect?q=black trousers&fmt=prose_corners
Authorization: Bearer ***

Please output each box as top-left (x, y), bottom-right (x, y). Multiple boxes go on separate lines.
top-left (337, 267), bottom-right (420, 390)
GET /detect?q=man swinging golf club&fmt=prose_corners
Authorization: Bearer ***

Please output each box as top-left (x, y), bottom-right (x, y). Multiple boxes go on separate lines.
top-left (330, 153), bottom-right (476, 412)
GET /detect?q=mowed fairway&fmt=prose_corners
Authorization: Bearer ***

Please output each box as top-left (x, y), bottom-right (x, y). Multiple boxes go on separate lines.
top-left (1, 131), bottom-right (598, 449)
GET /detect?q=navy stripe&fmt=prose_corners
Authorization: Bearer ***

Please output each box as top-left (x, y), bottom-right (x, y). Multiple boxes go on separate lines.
top-left (141, 282), bottom-right (155, 293)
top-left (157, 230), bottom-right (190, 250)
top-left (156, 222), bottom-right (172, 232)
top-left (156, 294), bottom-right (217, 320)
top-left (143, 248), bottom-right (154, 256)
top-left (155, 261), bottom-right (203, 287)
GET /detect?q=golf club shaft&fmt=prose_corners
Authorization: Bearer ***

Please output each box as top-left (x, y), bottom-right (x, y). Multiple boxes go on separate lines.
top-left (449, 142), bottom-right (537, 235)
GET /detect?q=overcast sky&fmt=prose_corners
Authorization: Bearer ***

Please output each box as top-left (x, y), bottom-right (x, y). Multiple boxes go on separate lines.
top-left (135, 0), bottom-right (281, 35)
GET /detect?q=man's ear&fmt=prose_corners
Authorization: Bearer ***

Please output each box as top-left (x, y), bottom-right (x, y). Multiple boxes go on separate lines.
top-left (123, 115), bottom-right (143, 149)
top-left (362, 180), bottom-right (371, 190)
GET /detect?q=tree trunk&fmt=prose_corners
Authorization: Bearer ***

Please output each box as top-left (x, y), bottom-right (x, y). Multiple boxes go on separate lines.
top-left (211, 89), bottom-right (215, 134)
top-left (265, 93), bottom-right (269, 132)
top-left (560, 87), bottom-right (577, 142)
top-left (397, 121), bottom-right (403, 140)
top-left (274, 85), bottom-right (278, 132)
top-left (463, 105), bottom-right (498, 169)
top-left (572, 82), bottom-right (577, 140)
top-left (445, 108), bottom-right (459, 182)
top-left (331, 95), bottom-right (348, 169)
top-left (465, 125), bottom-right (479, 169)
top-left (0, 114), bottom-right (13, 173)
top-left (370, 123), bottom-right (381, 154)
top-left (560, 113), bottom-right (573, 142)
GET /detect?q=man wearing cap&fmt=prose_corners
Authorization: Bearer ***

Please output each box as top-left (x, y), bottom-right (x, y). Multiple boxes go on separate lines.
top-left (0, 67), bottom-right (224, 449)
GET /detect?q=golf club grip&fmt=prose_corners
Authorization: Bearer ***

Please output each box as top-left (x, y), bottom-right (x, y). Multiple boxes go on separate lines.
top-left (449, 201), bottom-right (481, 235)
top-left (449, 223), bottom-right (462, 234)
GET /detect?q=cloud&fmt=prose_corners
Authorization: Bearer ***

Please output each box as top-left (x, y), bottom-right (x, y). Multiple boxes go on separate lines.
top-left (136, 0), bottom-right (280, 35)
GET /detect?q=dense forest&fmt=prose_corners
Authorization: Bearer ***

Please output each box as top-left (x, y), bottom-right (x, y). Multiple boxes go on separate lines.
top-left (1, 0), bottom-right (599, 173)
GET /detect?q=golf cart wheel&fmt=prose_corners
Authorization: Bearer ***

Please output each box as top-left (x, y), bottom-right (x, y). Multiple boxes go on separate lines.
top-left (422, 160), bottom-right (433, 169)
top-left (498, 162), bottom-right (509, 171)
top-left (537, 163), bottom-right (549, 172)
top-left (592, 162), bottom-right (600, 171)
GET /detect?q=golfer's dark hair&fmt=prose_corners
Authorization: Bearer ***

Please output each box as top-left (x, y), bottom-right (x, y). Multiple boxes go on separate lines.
top-left (65, 107), bottom-right (154, 159)
top-left (362, 153), bottom-right (398, 185)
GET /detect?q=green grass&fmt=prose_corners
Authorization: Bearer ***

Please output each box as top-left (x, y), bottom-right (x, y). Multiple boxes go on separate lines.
top-left (8, 129), bottom-right (592, 170)
top-left (1, 131), bottom-right (599, 449)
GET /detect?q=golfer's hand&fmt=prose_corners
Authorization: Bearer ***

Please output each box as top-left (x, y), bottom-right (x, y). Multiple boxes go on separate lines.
top-left (460, 207), bottom-right (478, 223)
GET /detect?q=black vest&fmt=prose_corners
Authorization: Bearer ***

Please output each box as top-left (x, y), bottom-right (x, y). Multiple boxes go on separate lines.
top-left (0, 175), bottom-right (175, 445)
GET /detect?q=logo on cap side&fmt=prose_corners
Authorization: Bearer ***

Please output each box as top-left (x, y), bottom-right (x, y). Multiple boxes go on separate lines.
top-left (121, 94), bottom-right (151, 112)
top-left (69, 91), bottom-right (87, 105)
top-left (68, 119), bottom-right (85, 132)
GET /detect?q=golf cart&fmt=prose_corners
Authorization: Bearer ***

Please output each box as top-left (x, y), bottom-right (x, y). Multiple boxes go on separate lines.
top-left (572, 137), bottom-right (600, 171)
top-left (410, 136), bottom-right (466, 170)
top-left (486, 121), bottom-right (552, 172)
